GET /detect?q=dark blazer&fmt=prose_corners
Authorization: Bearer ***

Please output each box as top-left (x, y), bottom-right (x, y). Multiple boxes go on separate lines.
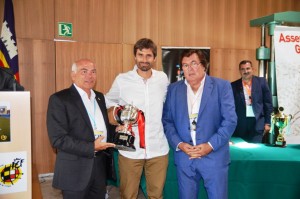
top-left (231, 76), bottom-right (273, 133)
top-left (0, 67), bottom-right (24, 91)
top-left (47, 84), bottom-right (115, 191)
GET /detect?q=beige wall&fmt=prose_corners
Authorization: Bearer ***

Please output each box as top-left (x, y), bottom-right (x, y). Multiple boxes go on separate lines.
top-left (0, 0), bottom-right (299, 174)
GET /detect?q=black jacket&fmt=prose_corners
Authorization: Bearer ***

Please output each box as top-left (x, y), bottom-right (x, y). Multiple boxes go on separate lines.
top-left (0, 67), bottom-right (24, 91)
top-left (47, 84), bottom-right (116, 191)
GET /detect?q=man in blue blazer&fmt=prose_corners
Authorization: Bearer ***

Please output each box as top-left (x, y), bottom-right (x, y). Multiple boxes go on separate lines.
top-left (162, 49), bottom-right (237, 199)
top-left (231, 60), bottom-right (273, 143)
top-left (47, 59), bottom-right (116, 199)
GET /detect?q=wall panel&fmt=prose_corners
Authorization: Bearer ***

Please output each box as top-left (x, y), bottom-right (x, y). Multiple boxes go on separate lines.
top-left (122, 0), bottom-right (159, 44)
top-left (158, 0), bottom-right (214, 47)
top-left (14, 0), bottom-right (54, 40)
top-left (122, 44), bottom-right (135, 72)
top-left (210, 48), bottom-right (256, 82)
top-left (55, 42), bottom-right (123, 93)
top-left (55, 0), bottom-right (122, 43)
top-left (18, 39), bottom-right (56, 173)
top-left (0, 0), bottom-right (3, 23)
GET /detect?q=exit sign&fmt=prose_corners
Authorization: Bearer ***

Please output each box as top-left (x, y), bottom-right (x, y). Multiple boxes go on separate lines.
top-left (58, 22), bottom-right (73, 37)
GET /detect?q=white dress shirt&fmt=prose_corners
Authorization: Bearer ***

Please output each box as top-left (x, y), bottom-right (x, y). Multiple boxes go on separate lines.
top-left (105, 66), bottom-right (169, 159)
top-left (185, 75), bottom-right (205, 145)
top-left (74, 83), bottom-right (107, 142)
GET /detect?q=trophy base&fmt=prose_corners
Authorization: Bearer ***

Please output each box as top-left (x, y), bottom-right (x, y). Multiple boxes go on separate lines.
top-left (275, 140), bottom-right (286, 147)
top-left (274, 133), bottom-right (286, 147)
top-left (115, 144), bottom-right (136, 152)
top-left (114, 132), bottom-right (136, 152)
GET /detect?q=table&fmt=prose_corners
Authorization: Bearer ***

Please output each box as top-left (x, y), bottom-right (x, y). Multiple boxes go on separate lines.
top-left (109, 138), bottom-right (300, 199)
top-left (227, 138), bottom-right (300, 199)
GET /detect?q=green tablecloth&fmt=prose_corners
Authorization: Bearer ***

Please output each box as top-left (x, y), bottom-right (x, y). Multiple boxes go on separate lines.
top-left (228, 138), bottom-right (300, 199)
top-left (110, 137), bottom-right (300, 199)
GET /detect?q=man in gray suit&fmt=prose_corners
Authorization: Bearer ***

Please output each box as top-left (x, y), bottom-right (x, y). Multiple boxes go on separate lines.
top-left (47, 59), bottom-right (115, 199)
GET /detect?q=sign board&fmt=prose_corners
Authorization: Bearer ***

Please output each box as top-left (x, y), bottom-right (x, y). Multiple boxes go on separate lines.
top-left (58, 22), bottom-right (73, 37)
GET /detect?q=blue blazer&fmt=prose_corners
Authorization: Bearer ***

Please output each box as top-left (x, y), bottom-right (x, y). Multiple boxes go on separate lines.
top-left (162, 76), bottom-right (237, 173)
top-left (231, 76), bottom-right (273, 132)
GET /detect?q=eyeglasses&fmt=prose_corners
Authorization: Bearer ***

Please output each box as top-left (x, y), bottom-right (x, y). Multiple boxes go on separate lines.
top-left (182, 61), bottom-right (201, 70)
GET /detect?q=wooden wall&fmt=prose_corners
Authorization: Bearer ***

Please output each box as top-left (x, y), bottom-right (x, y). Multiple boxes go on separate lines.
top-left (0, 0), bottom-right (299, 174)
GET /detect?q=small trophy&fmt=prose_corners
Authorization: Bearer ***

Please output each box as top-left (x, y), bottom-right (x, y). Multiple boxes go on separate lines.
top-left (272, 107), bottom-right (291, 147)
top-left (113, 104), bottom-right (139, 151)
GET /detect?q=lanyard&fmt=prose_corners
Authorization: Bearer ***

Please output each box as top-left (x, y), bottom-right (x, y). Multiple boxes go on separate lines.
top-left (86, 98), bottom-right (97, 129)
top-left (188, 90), bottom-right (201, 131)
top-left (242, 80), bottom-right (252, 104)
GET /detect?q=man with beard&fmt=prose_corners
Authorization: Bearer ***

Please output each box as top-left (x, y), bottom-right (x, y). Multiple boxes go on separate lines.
top-left (231, 60), bottom-right (273, 143)
top-left (105, 38), bottom-right (169, 199)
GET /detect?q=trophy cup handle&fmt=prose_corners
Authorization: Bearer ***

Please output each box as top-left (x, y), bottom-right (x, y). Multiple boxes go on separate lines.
top-left (112, 105), bottom-right (137, 151)
top-left (113, 105), bottom-right (124, 124)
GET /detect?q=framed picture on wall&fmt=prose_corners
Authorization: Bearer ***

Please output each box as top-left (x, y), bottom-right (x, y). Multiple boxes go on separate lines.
top-left (0, 102), bottom-right (11, 143)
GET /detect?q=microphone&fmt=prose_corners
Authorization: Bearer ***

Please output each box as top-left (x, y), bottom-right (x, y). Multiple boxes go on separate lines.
top-left (0, 66), bottom-right (17, 91)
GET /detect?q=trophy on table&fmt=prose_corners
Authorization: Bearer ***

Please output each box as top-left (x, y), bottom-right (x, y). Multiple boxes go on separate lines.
top-left (272, 107), bottom-right (292, 147)
top-left (113, 104), bottom-right (145, 151)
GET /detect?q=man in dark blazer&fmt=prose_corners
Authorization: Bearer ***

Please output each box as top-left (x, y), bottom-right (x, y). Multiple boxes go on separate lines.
top-left (162, 49), bottom-right (237, 199)
top-left (231, 60), bottom-right (273, 143)
top-left (47, 59), bottom-right (115, 199)
top-left (0, 67), bottom-right (24, 91)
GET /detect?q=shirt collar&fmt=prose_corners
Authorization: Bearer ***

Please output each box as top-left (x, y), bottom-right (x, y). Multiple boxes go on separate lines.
top-left (184, 74), bottom-right (206, 91)
top-left (73, 83), bottom-right (95, 100)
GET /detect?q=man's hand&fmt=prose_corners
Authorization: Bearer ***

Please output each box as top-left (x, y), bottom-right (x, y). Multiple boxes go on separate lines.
top-left (178, 142), bottom-right (195, 155)
top-left (94, 136), bottom-right (115, 151)
top-left (179, 142), bottom-right (213, 159)
top-left (264, 124), bottom-right (271, 133)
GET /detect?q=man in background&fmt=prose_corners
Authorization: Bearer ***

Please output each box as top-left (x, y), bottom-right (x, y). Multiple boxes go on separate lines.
top-left (231, 60), bottom-right (273, 143)
top-left (47, 59), bottom-right (115, 199)
top-left (105, 38), bottom-right (169, 199)
top-left (0, 67), bottom-right (24, 91)
top-left (162, 49), bottom-right (237, 199)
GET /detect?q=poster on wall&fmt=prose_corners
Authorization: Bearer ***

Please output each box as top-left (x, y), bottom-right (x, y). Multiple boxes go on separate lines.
top-left (274, 25), bottom-right (300, 143)
top-left (162, 47), bottom-right (210, 83)
top-left (0, 151), bottom-right (27, 194)
top-left (0, 102), bottom-right (11, 142)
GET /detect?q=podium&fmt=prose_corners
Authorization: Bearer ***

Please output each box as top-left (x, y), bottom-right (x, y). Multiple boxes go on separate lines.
top-left (0, 92), bottom-right (31, 199)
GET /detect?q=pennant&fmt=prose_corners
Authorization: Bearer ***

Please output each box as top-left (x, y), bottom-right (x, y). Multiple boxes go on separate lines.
top-left (137, 110), bottom-right (145, 148)
top-left (0, 0), bottom-right (20, 82)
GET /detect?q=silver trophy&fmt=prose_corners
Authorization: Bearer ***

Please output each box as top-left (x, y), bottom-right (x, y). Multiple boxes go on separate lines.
top-left (113, 104), bottom-right (139, 151)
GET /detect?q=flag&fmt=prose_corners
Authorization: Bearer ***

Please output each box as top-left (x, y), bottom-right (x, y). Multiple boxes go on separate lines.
top-left (0, 0), bottom-right (20, 82)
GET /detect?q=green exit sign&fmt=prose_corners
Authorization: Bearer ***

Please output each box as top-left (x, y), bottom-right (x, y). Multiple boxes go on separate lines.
top-left (58, 22), bottom-right (73, 37)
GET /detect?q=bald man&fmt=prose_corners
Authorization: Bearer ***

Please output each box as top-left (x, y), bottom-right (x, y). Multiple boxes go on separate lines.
top-left (47, 59), bottom-right (115, 199)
